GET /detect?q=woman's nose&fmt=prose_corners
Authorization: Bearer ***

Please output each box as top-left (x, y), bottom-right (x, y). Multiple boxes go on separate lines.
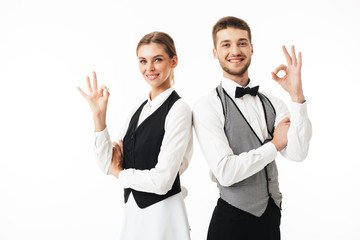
top-left (147, 62), bottom-right (155, 71)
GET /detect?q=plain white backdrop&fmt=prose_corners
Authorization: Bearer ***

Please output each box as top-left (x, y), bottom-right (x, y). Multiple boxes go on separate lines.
top-left (1, 0), bottom-right (359, 239)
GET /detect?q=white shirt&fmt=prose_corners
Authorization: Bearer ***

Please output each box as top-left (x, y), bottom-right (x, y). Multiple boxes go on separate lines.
top-left (94, 87), bottom-right (193, 194)
top-left (192, 78), bottom-right (312, 187)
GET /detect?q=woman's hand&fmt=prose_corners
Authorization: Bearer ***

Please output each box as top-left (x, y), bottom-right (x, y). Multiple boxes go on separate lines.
top-left (271, 45), bottom-right (305, 103)
top-left (110, 140), bottom-right (124, 178)
top-left (77, 71), bottom-right (110, 132)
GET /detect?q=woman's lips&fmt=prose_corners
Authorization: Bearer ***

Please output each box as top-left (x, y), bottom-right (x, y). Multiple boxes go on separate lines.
top-left (146, 74), bottom-right (159, 80)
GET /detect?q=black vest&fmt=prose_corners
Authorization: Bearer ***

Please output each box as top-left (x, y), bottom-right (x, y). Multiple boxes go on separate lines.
top-left (122, 91), bottom-right (182, 209)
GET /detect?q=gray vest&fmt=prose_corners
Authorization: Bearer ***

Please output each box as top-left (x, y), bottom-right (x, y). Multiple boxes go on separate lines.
top-left (216, 84), bottom-right (282, 217)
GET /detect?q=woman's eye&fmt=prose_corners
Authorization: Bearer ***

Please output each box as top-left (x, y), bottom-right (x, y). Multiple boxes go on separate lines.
top-left (140, 60), bottom-right (146, 64)
top-left (155, 58), bottom-right (162, 62)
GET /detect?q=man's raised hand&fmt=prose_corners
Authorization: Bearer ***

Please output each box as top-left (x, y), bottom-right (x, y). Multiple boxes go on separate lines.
top-left (271, 46), bottom-right (305, 103)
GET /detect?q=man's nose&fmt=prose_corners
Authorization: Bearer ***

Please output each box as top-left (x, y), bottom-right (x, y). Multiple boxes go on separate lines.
top-left (230, 45), bottom-right (242, 56)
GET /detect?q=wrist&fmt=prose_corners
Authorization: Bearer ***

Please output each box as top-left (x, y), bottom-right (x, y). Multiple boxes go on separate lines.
top-left (290, 91), bottom-right (305, 103)
top-left (93, 114), bottom-right (106, 132)
top-left (270, 140), bottom-right (279, 151)
top-left (270, 139), bottom-right (283, 152)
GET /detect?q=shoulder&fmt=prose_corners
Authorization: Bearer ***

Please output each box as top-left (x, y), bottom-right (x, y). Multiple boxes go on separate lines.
top-left (171, 98), bottom-right (191, 115)
top-left (128, 98), bottom-right (148, 116)
top-left (259, 91), bottom-right (287, 109)
top-left (193, 89), bottom-right (221, 114)
top-left (166, 97), bottom-right (192, 124)
top-left (193, 88), bottom-right (224, 125)
top-left (259, 91), bottom-right (289, 122)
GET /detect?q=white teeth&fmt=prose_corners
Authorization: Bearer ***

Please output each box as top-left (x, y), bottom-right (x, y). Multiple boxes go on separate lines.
top-left (229, 59), bottom-right (244, 63)
top-left (147, 74), bottom-right (158, 80)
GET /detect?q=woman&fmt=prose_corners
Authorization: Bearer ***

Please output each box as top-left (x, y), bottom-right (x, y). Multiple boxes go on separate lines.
top-left (77, 32), bottom-right (193, 239)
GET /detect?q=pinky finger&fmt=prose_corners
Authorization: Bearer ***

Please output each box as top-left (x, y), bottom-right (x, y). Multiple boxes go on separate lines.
top-left (77, 87), bottom-right (88, 98)
top-left (298, 52), bottom-right (302, 69)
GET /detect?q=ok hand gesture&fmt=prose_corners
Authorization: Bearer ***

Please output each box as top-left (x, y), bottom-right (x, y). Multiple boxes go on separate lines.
top-left (77, 71), bottom-right (109, 132)
top-left (271, 46), bottom-right (305, 103)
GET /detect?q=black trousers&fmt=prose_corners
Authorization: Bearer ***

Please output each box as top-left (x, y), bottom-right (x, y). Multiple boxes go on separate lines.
top-left (207, 198), bottom-right (281, 240)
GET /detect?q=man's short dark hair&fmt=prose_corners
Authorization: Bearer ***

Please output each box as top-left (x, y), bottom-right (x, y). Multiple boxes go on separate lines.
top-left (212, 16), bottom-right (252, 48)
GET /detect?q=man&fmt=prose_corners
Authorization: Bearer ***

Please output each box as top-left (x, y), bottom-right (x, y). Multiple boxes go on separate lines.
top-left (193, 16), bottom-right (312, 240)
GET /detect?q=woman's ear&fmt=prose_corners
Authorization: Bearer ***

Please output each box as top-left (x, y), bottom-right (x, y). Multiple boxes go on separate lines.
top-left (171, 56), bottom-right (178, 69)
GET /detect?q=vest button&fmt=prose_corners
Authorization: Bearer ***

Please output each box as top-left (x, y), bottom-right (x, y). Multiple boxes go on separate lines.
top-left (268, 178), bottom-right (272, 181)
top-left (269, 193), bottom-right (272, 197)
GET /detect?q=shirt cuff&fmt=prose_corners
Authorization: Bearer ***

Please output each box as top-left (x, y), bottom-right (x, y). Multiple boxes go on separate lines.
top-left (94, 126), bottom-right (110, 143)
top-left (258, 142), bottom-right (278, 164)
top-left (290, 101), bottom-right (308, 124)
top-left (118, 169), bottom-right (132, 188)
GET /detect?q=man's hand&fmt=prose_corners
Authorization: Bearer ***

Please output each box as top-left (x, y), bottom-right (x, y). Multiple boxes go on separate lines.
top-left (271, 46), bottom-right (305, 103)
top-left (271, 117), bottom-right (290, 151)
top-left (110, 140), bottom-right (124, 178)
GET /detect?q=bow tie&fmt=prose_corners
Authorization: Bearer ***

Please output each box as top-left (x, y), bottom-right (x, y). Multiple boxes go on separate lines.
top-left (235, 86), bottom-right (259, 98)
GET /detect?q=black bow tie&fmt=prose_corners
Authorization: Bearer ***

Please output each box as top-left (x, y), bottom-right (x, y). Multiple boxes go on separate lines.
top-left (235, 86), bottom-right (259, 98)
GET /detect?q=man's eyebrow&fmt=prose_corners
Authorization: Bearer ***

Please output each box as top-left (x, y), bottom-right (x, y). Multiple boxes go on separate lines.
top-left (219, 38), bottom-right (249, 44)
top-left (219, 40), bottom-right (231, 44)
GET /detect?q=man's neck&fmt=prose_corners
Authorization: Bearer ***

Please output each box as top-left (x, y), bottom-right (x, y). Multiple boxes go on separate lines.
top-left (223, 72), bottom-right (249, 87)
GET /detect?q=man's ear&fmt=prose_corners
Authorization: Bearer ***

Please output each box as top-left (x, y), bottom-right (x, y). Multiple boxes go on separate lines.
top-left (213, 48), bottom-right (218, 59)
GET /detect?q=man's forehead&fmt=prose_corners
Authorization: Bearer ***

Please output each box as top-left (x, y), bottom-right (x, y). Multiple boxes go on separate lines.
top-left (217, 27), bottom-right (250, 41)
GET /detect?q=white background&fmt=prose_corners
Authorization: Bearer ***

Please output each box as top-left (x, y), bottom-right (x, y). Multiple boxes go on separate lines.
top-left (1, 0), bottom-right (359, 239)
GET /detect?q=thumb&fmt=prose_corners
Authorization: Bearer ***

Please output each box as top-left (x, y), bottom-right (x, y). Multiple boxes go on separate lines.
top-left (280, 117), bottom-right (290, 124)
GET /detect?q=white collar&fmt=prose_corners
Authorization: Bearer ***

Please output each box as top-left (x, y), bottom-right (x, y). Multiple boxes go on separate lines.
top-left (147, 87), bottom-right (175, 108)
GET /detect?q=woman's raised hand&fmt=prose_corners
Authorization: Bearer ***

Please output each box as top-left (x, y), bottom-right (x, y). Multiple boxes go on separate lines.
top-left (77, 71), bottom-right (109, 132)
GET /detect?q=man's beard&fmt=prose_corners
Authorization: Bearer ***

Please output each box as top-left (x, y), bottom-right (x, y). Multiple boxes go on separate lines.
top-left (220, 58), bottom-right (251, 76)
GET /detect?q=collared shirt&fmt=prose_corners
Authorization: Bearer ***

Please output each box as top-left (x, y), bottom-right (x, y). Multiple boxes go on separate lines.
top-left (192, 78), bottom-right (312, 187)
top-left (94, 87), bottom-right (193, 195)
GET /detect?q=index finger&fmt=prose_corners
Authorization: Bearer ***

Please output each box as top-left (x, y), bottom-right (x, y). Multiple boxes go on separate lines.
top-left (282, 45), bottom-right (292, 65)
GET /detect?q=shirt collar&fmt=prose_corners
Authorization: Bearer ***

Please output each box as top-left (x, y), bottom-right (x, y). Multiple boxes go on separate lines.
top-left (147, 87), bottom-right (175, 108)
top-left (221, 77), bottom-right (254, 99)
